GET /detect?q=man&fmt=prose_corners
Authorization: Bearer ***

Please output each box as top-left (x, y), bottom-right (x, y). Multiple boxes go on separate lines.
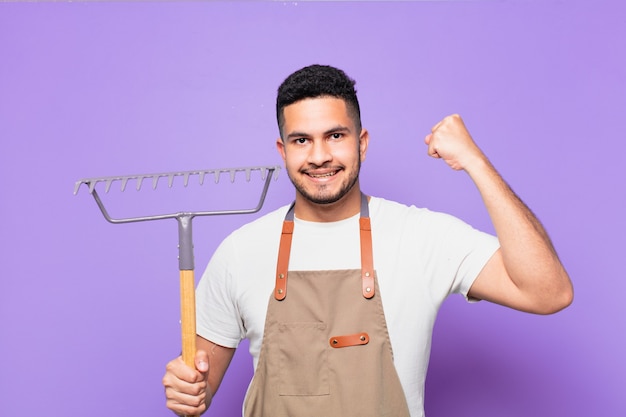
top-left (162, 64), bottom-right (573, 417)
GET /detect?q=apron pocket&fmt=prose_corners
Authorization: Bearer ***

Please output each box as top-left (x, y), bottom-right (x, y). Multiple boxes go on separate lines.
top-left (278, 322), bottom-right (330, 396)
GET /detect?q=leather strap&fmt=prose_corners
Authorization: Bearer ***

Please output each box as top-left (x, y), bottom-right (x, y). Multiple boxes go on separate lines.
top-left (274, 217), bottom-right (294, 301)
top-left (360, 216), bottom-right (375, 299)
top-left (358, 193), bottom-right (374, 299)
top-left (275, 194), bottom-right (374, 300)
top-left (329, 332), bottom-right (370, 348)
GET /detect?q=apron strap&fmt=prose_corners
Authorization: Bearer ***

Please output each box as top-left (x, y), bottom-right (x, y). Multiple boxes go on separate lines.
top-left (359, 193), bottom-right (375, 299)
top-left (274, 193), bottom-right (374, 300)
top-left (274, 204), bottom-right (294, 301)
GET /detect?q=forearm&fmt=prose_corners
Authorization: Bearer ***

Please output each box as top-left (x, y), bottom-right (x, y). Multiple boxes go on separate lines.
top-left (466, 156), bottom-right (573, 311)
top-left (200, 336), bottom-right (236, 401)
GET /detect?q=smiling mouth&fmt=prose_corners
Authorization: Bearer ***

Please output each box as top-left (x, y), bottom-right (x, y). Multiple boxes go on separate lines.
top-left (306, 170), bottom-right (339, 178)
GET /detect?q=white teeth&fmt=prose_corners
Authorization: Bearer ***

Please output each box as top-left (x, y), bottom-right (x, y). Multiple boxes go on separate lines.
top-left (309, 171), bottom-right (336, 178)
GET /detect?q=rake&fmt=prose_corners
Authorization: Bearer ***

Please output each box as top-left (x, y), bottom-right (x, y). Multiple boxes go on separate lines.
top-left (74, 165), bottom-right (280, 372)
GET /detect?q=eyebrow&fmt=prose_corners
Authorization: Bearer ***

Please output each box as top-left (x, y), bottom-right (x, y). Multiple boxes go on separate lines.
top-left (286, 125), bottom-right (351, 140)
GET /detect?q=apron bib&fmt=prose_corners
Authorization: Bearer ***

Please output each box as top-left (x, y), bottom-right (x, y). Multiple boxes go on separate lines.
top-left (243, 194), bottom-right (410, 417)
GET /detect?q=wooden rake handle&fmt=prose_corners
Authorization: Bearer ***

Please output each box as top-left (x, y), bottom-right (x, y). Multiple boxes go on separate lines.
top-left (180, 269), bottom-right (198, 417)
top-left (180, 269), bottom-right (197, 367)
top-left (177, 215), bottom-right (197, 370)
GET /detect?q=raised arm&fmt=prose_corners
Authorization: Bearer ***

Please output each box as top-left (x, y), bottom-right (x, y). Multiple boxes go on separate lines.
top-left (163, 335), bottom-right (236, 416)
top-left (425, 114), bottom-right (573, 314)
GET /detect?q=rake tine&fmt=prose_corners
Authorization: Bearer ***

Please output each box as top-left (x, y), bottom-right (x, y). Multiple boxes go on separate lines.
top-left (199, 171), bottom-right (206, 185)
top-left (121, 177), bottom-right (129, 192)
top-left (183, 172), bottom-right (190, 187)
top-left (105, 179), bottom-right (114, 193)
top-left (88, 180), bottom-right (98, 194)
top-left (245, 168), bottom-right (252, 182)
top-left (152, 175), bottom-right (159, 190)
top-left (213, 170), bottom-right (220, 184)
top-left (229, 169), bottom-right (236, 183)
top-left (136, 176), bottom-right (144, 191)
top-left (168, 174), bottom-right (174, 188)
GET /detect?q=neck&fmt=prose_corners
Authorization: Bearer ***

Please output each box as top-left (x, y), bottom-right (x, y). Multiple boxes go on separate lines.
top-left (294, 184), bottom-right (362, 222)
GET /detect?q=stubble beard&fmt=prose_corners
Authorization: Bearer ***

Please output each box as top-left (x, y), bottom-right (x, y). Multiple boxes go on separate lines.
top-left (289, 159), bottom-right (361, 205)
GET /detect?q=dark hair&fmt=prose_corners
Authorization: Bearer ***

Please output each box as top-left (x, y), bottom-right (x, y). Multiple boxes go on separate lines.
top-left (276, 64), bottom-right (362, 138)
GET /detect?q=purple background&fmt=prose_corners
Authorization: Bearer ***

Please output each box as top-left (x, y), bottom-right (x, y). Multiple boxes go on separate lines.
top-left (1, 1), bottom-right (624, 416)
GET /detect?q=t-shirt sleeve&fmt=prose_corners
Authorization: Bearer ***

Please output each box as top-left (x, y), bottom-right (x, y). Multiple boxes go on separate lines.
top-left (437, 213), bottom-right (500, 300)
top-left (195, 237), bottom-right (245, 348)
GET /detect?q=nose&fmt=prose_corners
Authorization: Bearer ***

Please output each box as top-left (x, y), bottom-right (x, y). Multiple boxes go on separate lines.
top-left (307, 140), bottom-right (332, 166)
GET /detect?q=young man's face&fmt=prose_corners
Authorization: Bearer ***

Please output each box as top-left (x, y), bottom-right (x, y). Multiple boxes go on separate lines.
top-left (276, 96), bottom-right (368, 206)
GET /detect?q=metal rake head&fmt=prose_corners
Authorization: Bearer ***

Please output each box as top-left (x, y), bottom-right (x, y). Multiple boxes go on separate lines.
top-left (74, 166), bottom-right (279, 195)
top-left (74, 165), bottom-right (281, 224)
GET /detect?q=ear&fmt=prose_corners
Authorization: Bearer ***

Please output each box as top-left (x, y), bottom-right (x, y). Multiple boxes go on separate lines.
top-left (359, 128), bottom-right (369, 162)
top-left (276, 137), bottom-right (286, 163)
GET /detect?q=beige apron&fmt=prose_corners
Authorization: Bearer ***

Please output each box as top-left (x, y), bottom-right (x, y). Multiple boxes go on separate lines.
top-left (243, 194), bottom-right (410, 417)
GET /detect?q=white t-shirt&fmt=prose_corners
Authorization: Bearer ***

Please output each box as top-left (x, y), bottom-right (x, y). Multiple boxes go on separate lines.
top-left (196, 196), bottom-right (500, 417)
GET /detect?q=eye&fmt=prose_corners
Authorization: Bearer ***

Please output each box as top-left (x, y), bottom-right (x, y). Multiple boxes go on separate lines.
top-left (330, 132), bottom-right (343, 140)
top-left (295, 138), bottom-right (308, 144)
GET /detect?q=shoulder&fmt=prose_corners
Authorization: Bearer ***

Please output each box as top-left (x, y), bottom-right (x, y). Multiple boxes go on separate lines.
top-left (205, 203), bottom-right (291, 285)
top-left (217, 203), bottom-right (291, 254)
top-left (369, 196), bottom-right (457, 227)
top-left (368, 196), bottom-right (493, 247)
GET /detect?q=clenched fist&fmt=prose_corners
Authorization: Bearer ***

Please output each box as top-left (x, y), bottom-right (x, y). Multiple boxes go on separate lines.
top-left (163, 350), bottom-right (211, 417)
top-left (424, 114), bottom-right (486, 171)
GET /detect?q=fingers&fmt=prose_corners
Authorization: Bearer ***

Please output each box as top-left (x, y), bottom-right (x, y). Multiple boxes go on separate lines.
top-left (164, 377), bottom-right (208, 410)
top-left (164, 356), bottom-right (205, 384)
top-left (431, 119), bottom-right (445, 133)
top-left (163, 354), bottom-right (211, 416)
top-left (424, 133), bottom-right (440, 159)
top-left (195, 349), bottom-right (209, 373)
top-left (431, 114), bottom-right (464, 134)
top-left (165, 386), bottom-right (208, 417)
top-left (424, 114), bottom-right (482, 170)
top-left (427, 115), bottom-right (459, 159)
